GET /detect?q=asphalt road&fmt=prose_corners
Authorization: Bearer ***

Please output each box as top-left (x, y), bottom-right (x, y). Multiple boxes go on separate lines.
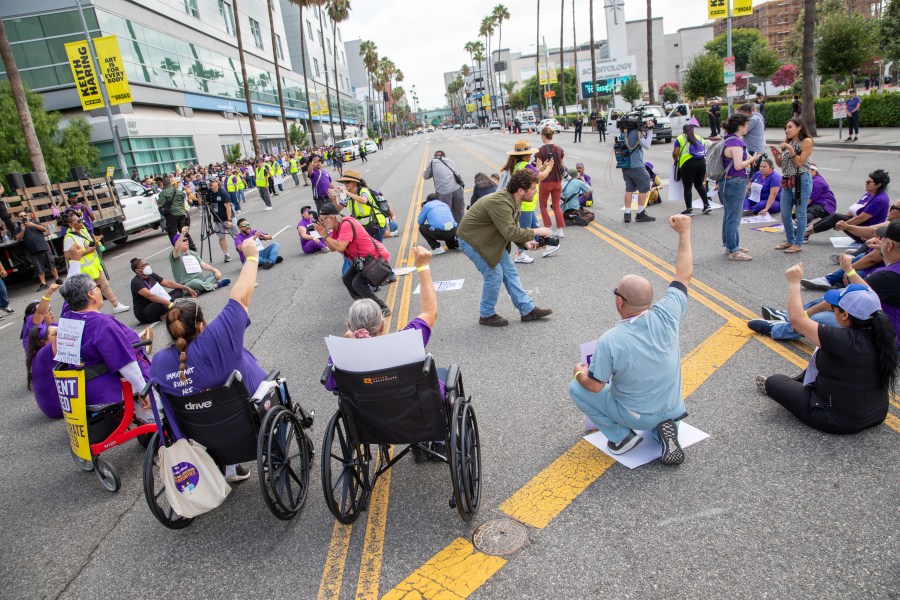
top-left (1, 128), bottom-right (898, 600)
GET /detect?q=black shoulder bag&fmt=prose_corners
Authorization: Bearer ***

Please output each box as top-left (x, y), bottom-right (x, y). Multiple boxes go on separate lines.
top-left (438, 158), bottom-right (465, 188)
top-left (346, 219), bottom-right (392, 287)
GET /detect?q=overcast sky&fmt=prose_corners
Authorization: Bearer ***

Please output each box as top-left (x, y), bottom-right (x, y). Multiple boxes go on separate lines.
top-left (341, 0), bottom-right (715, 109)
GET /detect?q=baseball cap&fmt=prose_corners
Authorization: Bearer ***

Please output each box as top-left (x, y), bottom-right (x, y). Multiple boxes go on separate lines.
top-left (319, 202), bottom-right (340, 216)
top-left (823, 283), bottom-right (882, 320)
top-left (809, 163), bottom-right (819, 172)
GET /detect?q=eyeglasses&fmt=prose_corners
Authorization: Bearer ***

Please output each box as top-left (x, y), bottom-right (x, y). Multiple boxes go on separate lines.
top-left (239, 223), bottom-right (250, 228)
top-left (890, 205), bottom-right (900, 212)
top-left (613, 288), bottom-right (628, 302)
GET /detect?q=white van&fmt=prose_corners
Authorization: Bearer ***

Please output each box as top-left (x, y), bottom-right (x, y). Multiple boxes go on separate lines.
top-left (336, 137), bottom-right (360, 160)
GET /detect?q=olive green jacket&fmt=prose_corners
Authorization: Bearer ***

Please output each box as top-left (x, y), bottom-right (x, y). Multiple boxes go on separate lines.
top-left (157, 186), bottom-right (187, 216)
top-left (457, 190), bottom-right (535, 267)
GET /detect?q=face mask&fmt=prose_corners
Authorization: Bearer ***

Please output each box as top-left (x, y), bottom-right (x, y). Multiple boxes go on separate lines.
top-left (142, 266), bottom-right (153, 276)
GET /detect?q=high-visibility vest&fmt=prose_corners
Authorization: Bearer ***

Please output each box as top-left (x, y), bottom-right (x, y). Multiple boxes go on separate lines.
top-left (350, 188), bottom-right (387, 228)
top-left (289, 158), bottom-right (298, 173)
top-left (274, 162), bottom-right (284, 176)
top-left (255, 166), bottom-right (268, 187)
top-left (515, 161), bottom-right (539, 212)
top-left (226, 175), bottom-right (238, 192)
top-left (65, 230), bottom-right (101, 279)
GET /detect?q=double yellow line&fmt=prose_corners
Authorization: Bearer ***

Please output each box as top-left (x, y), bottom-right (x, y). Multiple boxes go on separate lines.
top-left (317, 143), bottom-right (431, 600)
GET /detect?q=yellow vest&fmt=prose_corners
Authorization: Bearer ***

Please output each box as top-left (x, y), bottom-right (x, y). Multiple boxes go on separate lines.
top-left (675, 134), bottom-right (706, 168)
top-left (255, 166), bottom-right (268, 187)
top-left (226, 175), bottom-right (238, 192)
top-left (351, 188), bottom-right (387, 228)
top-left (515, 161), bottom-right (539, 212)
top-left (274, 162), bottom-right (284, 176)
top-left (65, 230), bottom-right (101, 279)
top-left (289, 158), bottom-right (298, 173)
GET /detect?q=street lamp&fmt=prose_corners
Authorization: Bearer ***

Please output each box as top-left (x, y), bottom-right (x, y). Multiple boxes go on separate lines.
top-left (226, 110), bottom-right (248, 157)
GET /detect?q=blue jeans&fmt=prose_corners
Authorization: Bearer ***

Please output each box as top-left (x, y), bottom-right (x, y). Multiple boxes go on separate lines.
top-left (719, 177), bottom-right (746, 253)
top-left (825, 252), bottom-right (867, 286)
top-left (259, 242), bottom-right (280, 265)
top-left (770, 299), bottom-right (838, 340)
top-left (229, 191), bottom-right (241, 212)
top-left (517, 208), bottom-right (538, 249)
top-left (781, 171), bottom-right (811, 246)
top-left (0, 277), bottom-right (8, 309)
top-left (459, 239), bottom-right (535, 318)
top-left (568, 379), bottom-right (686, 445)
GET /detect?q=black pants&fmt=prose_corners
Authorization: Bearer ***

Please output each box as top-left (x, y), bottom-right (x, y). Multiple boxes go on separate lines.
top-left (574, 128), bottom-right (582, 142)
top-left (848, 112), bottom-right (860, 136)
top-left (680, 158), bottom-right (708, 210)
top-left (709, 118), bottom-right (720, 137)
top-left (342, 263), bottom-right (387, 309)
top-left (598, 127), bottom-right (606, 142)
top-left (811, 213), bottom-right (861, 241)
top-left (806, 203), bottom-right (830, 226)
top-left (134, 289), bottom-right (184, 324)
top-left (764, 374), bottom-right (878, 434)
top-left (419, 224), bottom-right (459, 250)
top-left (360, 153), bottom-right (368, 163)
top-left (268, 177), bottom-right (277, 195)
top-left (314, 196), bottom-right (330, 213)
top-left (165, 215), bottom-right (196, 251)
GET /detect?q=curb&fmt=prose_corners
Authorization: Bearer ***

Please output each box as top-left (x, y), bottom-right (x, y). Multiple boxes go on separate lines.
top-left (765, 138), bottom-right (899, 152)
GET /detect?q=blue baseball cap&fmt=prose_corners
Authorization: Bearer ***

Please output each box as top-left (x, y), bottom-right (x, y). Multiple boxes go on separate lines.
top-left (823, 284), bottom-right (882, 320)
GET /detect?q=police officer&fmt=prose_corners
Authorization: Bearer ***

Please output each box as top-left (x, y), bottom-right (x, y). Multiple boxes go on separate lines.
top-left (254, 159), bottom-right (273, 209)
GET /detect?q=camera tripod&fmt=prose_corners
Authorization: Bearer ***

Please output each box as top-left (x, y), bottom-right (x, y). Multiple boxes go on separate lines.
top-left (197, 193), bottom-right (235, 262)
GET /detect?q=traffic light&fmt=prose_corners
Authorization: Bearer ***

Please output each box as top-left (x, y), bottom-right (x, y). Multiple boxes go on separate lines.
top-left (505, 102), bottom-right (509, 110)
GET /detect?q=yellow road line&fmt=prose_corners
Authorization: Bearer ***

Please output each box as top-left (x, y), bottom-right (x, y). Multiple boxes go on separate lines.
top-left (381, 538), bottom-right (507, 600)
top-left (884, 412), bottom-right (900, 434)
top-left (355, 447), bottom-right (394, 600)
top-left (681, 322), bottom-right (753, 398)
top-left (317, 522), bottom-right (353, 600)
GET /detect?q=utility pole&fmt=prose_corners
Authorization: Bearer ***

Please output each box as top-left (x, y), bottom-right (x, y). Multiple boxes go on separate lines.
top-left (726, 0), bottom-right (733, 115)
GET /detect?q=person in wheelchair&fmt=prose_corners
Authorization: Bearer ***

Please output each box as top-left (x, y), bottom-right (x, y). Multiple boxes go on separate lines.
top-left (324, 245), bottom-right (441, 462)
top-left (149, 239), bottom-right (272, 482)
top-left (57, 274), bottom-right (154, 423)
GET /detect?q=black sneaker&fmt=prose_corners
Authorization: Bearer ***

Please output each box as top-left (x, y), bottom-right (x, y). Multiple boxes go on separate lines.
top-left (747, 319), bottom-right (776, 335)
top-left (681, 209), bottom-right (694, 216)
top-left (658, 419), bottom-right (684, 465)
top-left (702, 205), bottom-right (712, 215)
top-left (761, 306), bottom-right (788, 321)
top-left (411, 444), bottom-right (430, 463)
top-left (635, 211), bottom-right (656, 222)
top-left (608, 430), bottom-right (642, 455)
top-left (260, 262), bottom-right (274, 269)
top-left (0, 306), bottom-right (15, 314)
top-left (225, 464), bottom-right (251, 482)
top-left (36, 283), bottom-right (49, 292)
top-left (623, 213), bottom-right (632, 223)
top-left (54, 279), bottom-right (64, 285)
top-left (275, 255), bottom-right (284, 264)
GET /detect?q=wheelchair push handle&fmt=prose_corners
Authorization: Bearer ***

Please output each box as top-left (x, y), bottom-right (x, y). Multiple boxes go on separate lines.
top-left (132, 339), bottom-right (152, 349)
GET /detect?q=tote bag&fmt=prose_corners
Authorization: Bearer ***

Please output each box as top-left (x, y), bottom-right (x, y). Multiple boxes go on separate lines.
top-left (160, 438), bottom-right (231, 518)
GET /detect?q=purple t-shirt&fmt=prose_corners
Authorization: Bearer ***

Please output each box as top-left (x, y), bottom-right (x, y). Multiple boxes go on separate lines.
top-left (846, 96), bottom-right (861, 114)
top-left (748, 170), bottom-right (782, 205)
top-left (723, 134), bottom-right (748, 178)
top-left (297, 217), bottom-right (326, 253)
top-left (234, 229), bottom-right (269, 263)
top-left (809, 174), bottom-right (837, 214)
top-left (22, 315), bottom-right (55, 353)
top-left (58, 310), bottom-right (150, 407)
top-left (324, 317), bottom-right (433, 392)
top-left (310, 168), bottom-right (332, 198)
top-left (150, 299), bottom-right (267, 399)
top-left (33, 343), bottom-right (62, 419)
top-left (857, 190), bottom-right (890, 224)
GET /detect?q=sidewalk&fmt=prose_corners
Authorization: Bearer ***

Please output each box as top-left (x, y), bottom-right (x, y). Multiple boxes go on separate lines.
top-left (763, 127), bottom-right (899, 152)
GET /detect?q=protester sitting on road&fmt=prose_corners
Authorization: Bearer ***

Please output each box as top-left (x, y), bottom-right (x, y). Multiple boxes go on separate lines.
top-left (418, 193), bottom-right (459, 255)
top-left (644, 162), bottom-right (665, 206)
top-left (57, 274), bottom-right (153, 423)
top-left (149, 239), bottom-right (270, 482)
top-left (757, 266), bottom-right (896, 434)
top-left (800, 231), bottom-right (887, 291)
top-left (743, 158), bottom-right (781, 216)
top-left (297, 205), bottom-right (328, 254)
top-left (313, 203), bottom-right (392, 317)
top-left (324, 246), bottom-right (441, 462)
top-left (129, 257), bottom-right (196, 324)
top-left (805, 169), bottom-right (891, 242)
top-left (561, 168), bottom-right (592, 225)
top-left (170, 227), bottom-right (231, 292)
top-left (26, 325), bottom-right (61, 419)
top-left (806, 165), bottom-right (836, 226)
top-left (234, 218), bottom-right (282, 268)
top-left (339, 170), bottom-right (388, 241)
top-left (470, 173), bottom-right (498, 207)
top-left (21, 283), bottom-right (59, 353)
top-left (568, 215), bottom-right (694, 465)
top-left (574, 163), bottom-right (593, 206)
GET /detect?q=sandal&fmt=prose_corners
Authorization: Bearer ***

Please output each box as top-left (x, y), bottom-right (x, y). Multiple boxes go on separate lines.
top-left (727, 250), bottom-right (753, 261)
top-left (774, 242), bottom-right (791, 250)
top-left (784, 245), bottom-right (803, 254)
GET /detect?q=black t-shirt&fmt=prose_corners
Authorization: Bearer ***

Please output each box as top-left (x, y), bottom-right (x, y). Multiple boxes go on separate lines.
top-left (536, 144), bottom-right (565, 182)
top-left (130, 273), bottom-right (164, 316)
top-left (207, 187), bottom-right (231, 221)
top-left (864, 269), bottom-right (900, 308)
top-left (708, 105), bottom-right (720, 121)
top-left (298, 156), bottom-right (310, 171)
top-left (19, 224), bottom-right (49, 254)
top-left (813, 324), bottom-right (887, 427)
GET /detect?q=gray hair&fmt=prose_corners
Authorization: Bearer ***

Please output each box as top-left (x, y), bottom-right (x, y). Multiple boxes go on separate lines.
top-left (60, 274), bottom-right (95, 311)
top-left (348, 299), bottom-right (383, 337)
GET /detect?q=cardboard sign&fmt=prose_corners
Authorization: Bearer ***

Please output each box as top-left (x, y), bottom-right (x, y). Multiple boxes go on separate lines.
top-left (55, 370), bottom-right (91, 460)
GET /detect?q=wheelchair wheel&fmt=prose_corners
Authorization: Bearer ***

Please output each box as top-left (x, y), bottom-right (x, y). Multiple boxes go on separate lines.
top-left (142, 432), bottom-right (193, 530)
top-left (93, 457), bottom-right (120, 492)
top-left (449, 398), bottom-right (481, 521)
top-left (257, 406), bottom-right (312, 520)
top-left (71, 450), bottom-right (94, 472)
top-left (321, 411), bottom-right (371, 524)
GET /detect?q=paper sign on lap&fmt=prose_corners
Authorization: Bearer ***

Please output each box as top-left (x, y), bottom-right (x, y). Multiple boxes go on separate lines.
top-left (181, 254), bottom-right (202, 274)
top-left (326, 329), bottom-right (426, 372)
top-left (55, 318), bottom-right (85, 365)
top-left (149, 282), bottom-right (171, 302)
top-left (740, 214), bottom-right (777, 224)
top-left (584, 423), bottom-right (710, 469)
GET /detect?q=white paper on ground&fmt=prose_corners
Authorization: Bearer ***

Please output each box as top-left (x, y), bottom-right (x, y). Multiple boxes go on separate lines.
top-left (583, 422), bottom-right (710, 469)
top-left (413, 279), bottom-right (464, 294)
top-left (325, 329), bottom-right (426, 372)
top-left (740, 214), bottom-right (777, 224)
top-left (667, 166), bottom-right (685, 203)
top-left (393, 266), bottom-right (417, 276)
top-left (830, 236), bottom-right (861, 248)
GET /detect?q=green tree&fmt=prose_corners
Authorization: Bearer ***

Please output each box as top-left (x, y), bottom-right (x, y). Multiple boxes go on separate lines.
top-left (816, 10), bottom-right (877, 86)
top-left (879, 0), bottom-right (900, 69)
top-left (704, 28), bottom-right (767, 71)
top-left (747, 44), bottom-right (780, 97)
top-left (0, 83), bottom-right (99, 182)
top-left (224, 143), bottom-right (242, 163)
top-left (660, 85), bottom-right (678, 104)
top-left (619, 77), bottom-right (643, 107)
top-left (514, 69), bottom-right (579, 111)
top-left (682, 52), bottom-right (726, 102)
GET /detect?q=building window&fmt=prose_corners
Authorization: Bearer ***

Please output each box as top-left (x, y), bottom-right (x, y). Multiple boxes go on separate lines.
top-left (218, 0), bottom-right (235, 35)
top-left (340, 50), bottom-right (345, 65)
top-left (313, 57), bottom-right (320, 76)
top-left (249, 18), bottom-right (263, 49)
top-left (327, 38), bottom-right (331, 53)
top-left (183, 0), bottom-right (199, 18)
top-left (306, 20), bottom-right (313, 39)
top-left (276, 34), bottom-right (284, 59)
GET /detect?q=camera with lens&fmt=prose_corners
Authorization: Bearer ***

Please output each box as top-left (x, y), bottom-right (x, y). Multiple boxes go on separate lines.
top-left (619, 106), bottom-right (656, 131)
top-left (535, 235), bottom-right (560, 247)
top-left (305, 223), bottom-right (318, 233)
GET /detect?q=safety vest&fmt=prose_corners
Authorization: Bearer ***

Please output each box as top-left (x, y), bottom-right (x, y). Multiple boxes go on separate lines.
top-left (65, 230), bottom-right (101, 279)
top-left (255, 166), bottom-right (268, 187)
top-left (515, 161), bottom-right (539, 212)
top-left (274, 162), bottom-right (284, 176)
top-left (289, 158), bottom-right (298, 174)
top-left (675, 134), bottom-right (706, 168)
top-left (350, 188), bottom-right (387, 228)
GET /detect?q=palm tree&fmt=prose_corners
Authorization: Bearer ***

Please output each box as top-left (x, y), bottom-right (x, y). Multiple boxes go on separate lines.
top-left (233, 0), bottom-right (260, 155)
top-left (492, 4), bottom-right (510, 124)
top-left (393, 69), bottom-right (404, 132)
top-left (372, 73), bottom-right (386, 136)
top-left (646, 0), bottom-right (654, 104)
top-left (464, 41), bottom-right (477, 77)
top-left (378, 57), bottom-right (395, 136)
top-left (472, 48), bottom-right (487, 124)
top-left (287, 0), bottom-right (316, 146)
top-left (359, 39), bottom-right (378, 135)
top-left (589, 0), bottom-right (598, 115)
top-left (536, 0), bottom-right (541, 117)
top-left (802, 0), bottom-right (817, 135)
top-left (479, 15), bottom-right (496, 119)
top-left (0, 19), bottom-right (50, 185)
top-left (311, 1), bottom-right (336, 144)
top-left (327, 0), bottom-right (350, 139)
top-left (266, 0), bottom-right (291, 150)
top-left (571, 0), bottom-right (578, 111)
top-left (559, 0), bottom-right (566, 123)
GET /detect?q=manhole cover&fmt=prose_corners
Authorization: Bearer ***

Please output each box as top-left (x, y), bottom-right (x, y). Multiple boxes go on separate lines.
top-left (472, 518), bottom-right (528, 556)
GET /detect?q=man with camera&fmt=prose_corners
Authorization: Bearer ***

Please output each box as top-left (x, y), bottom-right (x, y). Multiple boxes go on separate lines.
top-left (457, 168), bottom-right (553, 327)
top-left (16, 212), bottom-right (62, 291)
top-left (206, 179), bottom-right (239, 263)
top-left (157, 176), bottom-right (196, 249)
top-left (423, 150), bottom-right (465, 223)
top-left (617, 113), bottom-right (656, 223)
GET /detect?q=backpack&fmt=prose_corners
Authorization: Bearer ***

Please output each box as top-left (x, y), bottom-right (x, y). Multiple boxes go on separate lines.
top-left (705, 138), bottom-right (728, 181)
top-left (614, 133), bottom-right (632, 169)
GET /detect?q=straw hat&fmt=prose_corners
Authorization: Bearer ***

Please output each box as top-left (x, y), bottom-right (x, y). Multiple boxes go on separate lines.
top-left (507, 140), bottom-right (539, 156)
top-left (337, 169), bottom-right (364, 184)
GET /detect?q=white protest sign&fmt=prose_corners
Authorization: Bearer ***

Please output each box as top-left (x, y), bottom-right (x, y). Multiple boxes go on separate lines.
top-left (149, 282), bottom-right (172, 302)
top-left (181, 254), bottom-right (202, 274)
top-left (55, 317), bottom-right (85, 365)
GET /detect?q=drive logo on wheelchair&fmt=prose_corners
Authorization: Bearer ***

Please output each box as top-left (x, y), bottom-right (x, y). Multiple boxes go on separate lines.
top-left (361, 373), bottom-right (399, 385)
top-left (184, 400), bottom-right (213, 410)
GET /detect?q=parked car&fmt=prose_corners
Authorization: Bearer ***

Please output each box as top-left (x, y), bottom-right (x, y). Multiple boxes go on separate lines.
top-left (113, 178), bottom-right (162, 239)
top-left (335, 137), bottom-right (360, 160)
top-left (536, 118), bottom-right (562, 133)
top-left (426, 126), bottom-right (435, 133)
top-left (364, 139), bottom-right (377, 154)
top-left (463, 123), bottom-right (477, 129)
top-left (489, 120), bottom-right (502, 130)
top-left (453, 124), bottom-right (462, 130)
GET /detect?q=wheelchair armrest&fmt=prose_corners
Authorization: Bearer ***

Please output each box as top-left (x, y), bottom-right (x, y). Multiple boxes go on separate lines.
top-left (422, 354), bottom-right (434, 377)
top-left (443, 364), bottom-right (460, 393)
top-left (223, 370), bottom-right (241, 388)
top-left (265, 369), bottom-right (281, 382)
top-left (132, 339), bottom-right (153, 349)
top-left (321, 364), bottom-right (333, 386)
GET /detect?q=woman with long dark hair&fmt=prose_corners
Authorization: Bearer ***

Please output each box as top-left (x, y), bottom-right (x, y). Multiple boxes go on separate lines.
top-left (719, 113), bottom-right (762, 261)
top-left (672, 118), bottom-right (710, 216)
top-left (805, 169), bottom-right (891, 243)
top-left (758, 264), bottom-right (897, 434)
top-left (770, 117), bottom-right (814, 254)
top-left (26, 325), bottom-right (63, 419)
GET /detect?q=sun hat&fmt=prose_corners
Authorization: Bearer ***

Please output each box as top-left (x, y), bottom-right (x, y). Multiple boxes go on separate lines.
top-left (823, 283), bottom-right (882, 320)
top-left (337, 169), bottom-right (363, 185)
top-left (507, 140), bottom-right (539, 156)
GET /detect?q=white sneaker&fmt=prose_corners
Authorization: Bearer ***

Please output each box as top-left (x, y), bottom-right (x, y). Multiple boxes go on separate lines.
top-left (113, 304), bottom-right (130, 314)
top-left (541, 245), bottom-right (561, 258)
top-left (556, 229), bottom-right (566, 238)
top-left (264, 206), bottom-right (274, 211)
top-left (431, 246), bottom-right (446, 255)
top-left (514, 252), bottom-right (534, 264)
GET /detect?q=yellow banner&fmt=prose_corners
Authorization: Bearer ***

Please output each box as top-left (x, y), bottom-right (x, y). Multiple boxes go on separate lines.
top-left (310, 98), bottom-right (319, 117)
top-left (105, 166), bottom-right (115, 177)
top-left (65, 40), bottom-right (104, 110)
top-left (481, 94), bottom-right (491, 108)
top-left (93, 35), bottom-right (132, 105)
top-left (319, 98), bottom-right (329, 115)
top-left (734, 0), bottom-right (752, 16)
top-left (466, 103), bottom-right (475, 113)
top-left (55, 370), bottom-right (92, 461)
top-left (386, 113), bottom-right (393, 123)
top-left (539, 66), bottom-right (558, 85)
top-left (708, 0), bottom-right (727, 19)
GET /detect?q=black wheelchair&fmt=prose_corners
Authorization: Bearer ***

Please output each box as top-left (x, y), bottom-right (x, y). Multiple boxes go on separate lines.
top-left (321, 355), bottom-right (481, 523)
top-left (142, 370), bottom-right (314, 529)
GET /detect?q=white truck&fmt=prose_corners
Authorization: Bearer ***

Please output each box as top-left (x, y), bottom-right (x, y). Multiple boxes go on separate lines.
top-left (606, 103), bottom-right (694, 144)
